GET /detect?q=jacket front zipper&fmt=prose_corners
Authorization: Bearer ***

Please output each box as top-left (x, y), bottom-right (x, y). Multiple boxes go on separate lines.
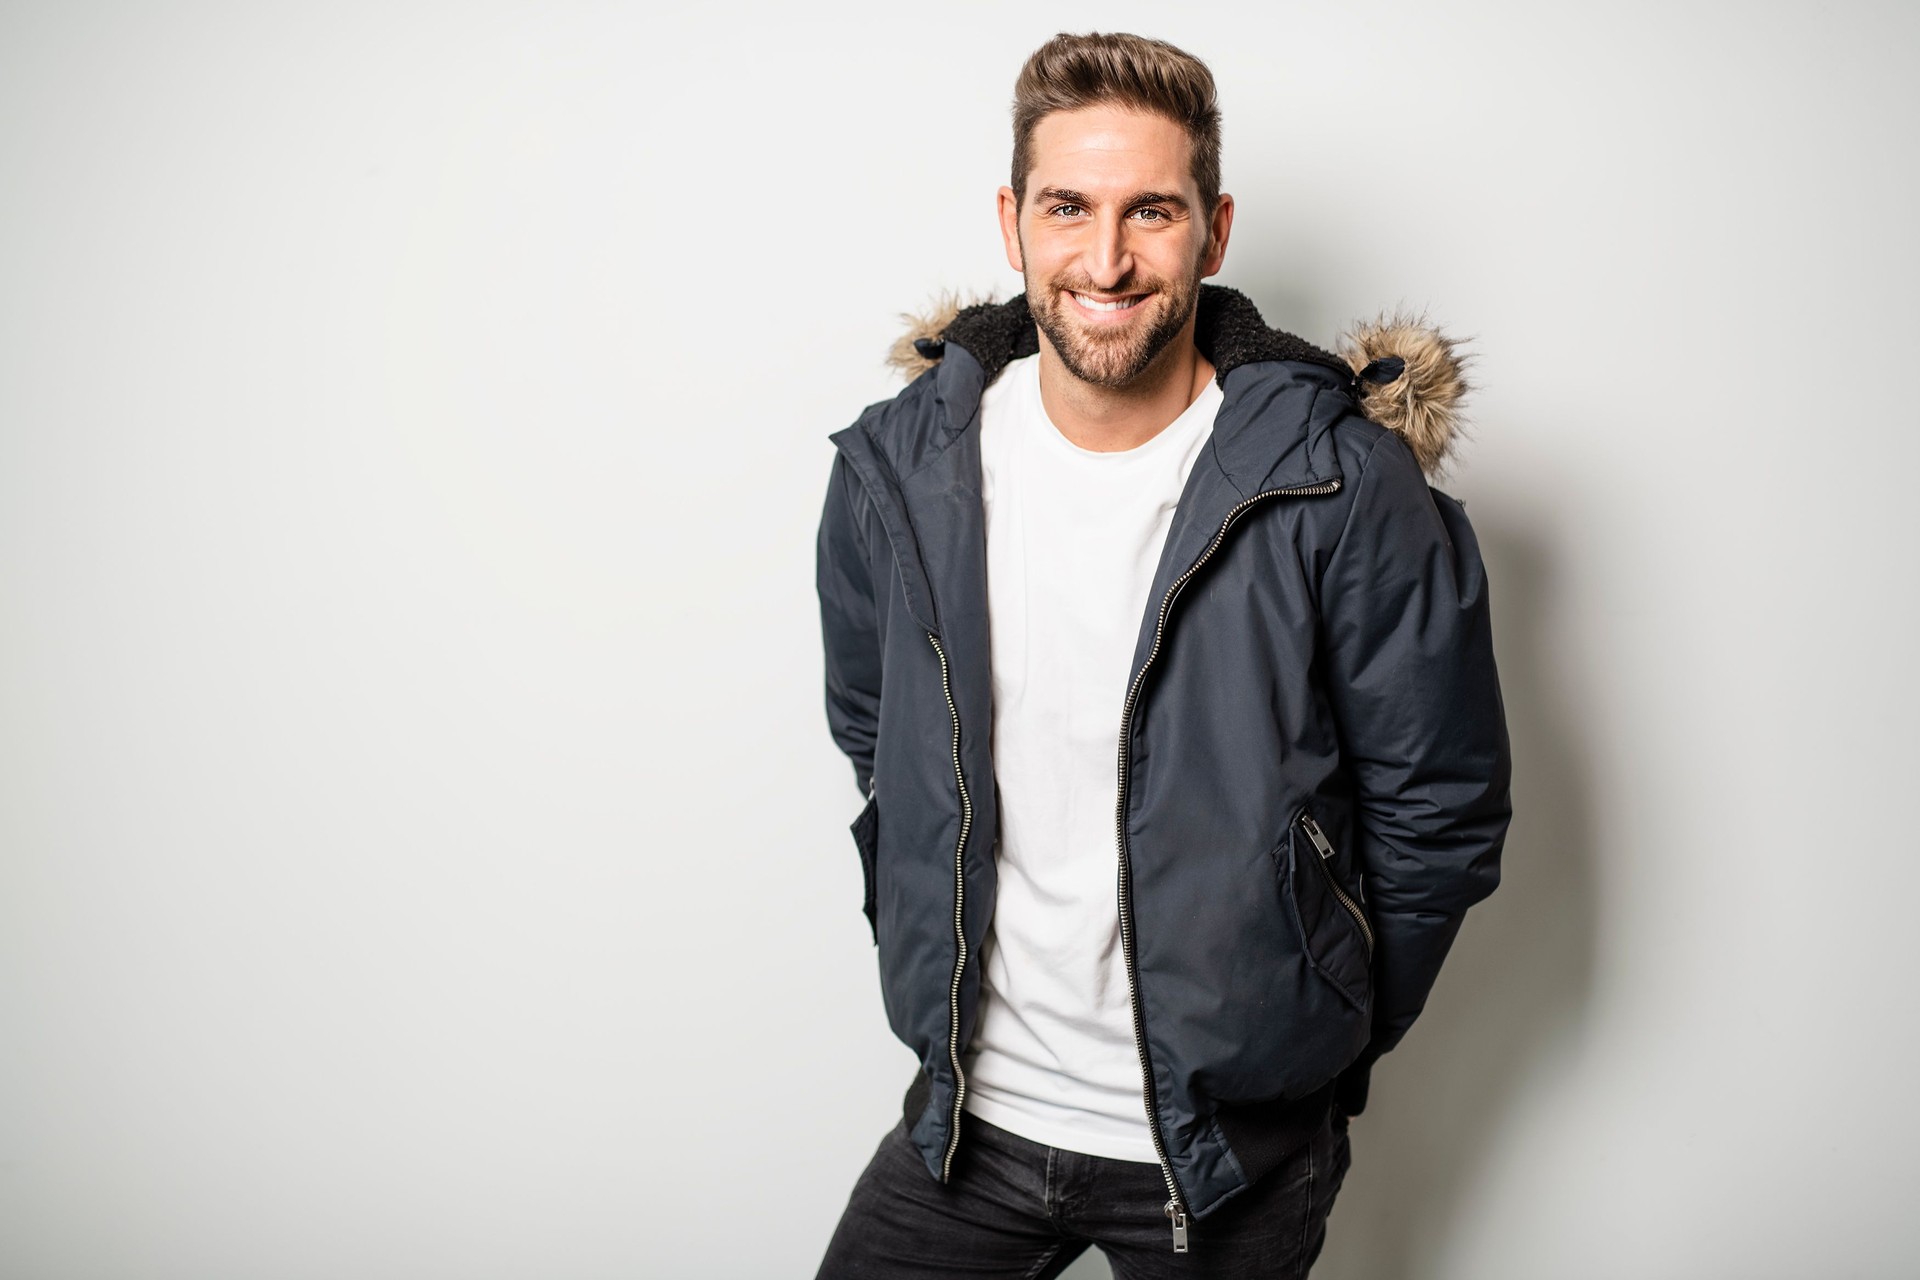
top-left (1115, 477), bottom-right (1343, 1252)
top-left (927, 630), bottom-right (974, 1182)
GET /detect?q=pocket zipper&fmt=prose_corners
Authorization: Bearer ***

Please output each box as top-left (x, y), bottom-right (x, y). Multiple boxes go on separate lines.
top-left (1299, 811), bottom-right (1374, 955)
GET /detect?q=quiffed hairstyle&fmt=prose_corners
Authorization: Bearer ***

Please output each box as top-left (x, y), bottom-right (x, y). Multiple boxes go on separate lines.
top-left (1011, 31), bottom-right (1222, 212)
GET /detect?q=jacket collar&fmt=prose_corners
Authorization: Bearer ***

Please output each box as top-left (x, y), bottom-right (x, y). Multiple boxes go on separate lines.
top-left (909, 284), bottom-right (1359, 494)
top-left (831, 286), bottom-right (1362, 639)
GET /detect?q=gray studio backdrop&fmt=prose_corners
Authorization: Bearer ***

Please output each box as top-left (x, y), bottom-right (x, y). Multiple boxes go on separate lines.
top-left (2, 2), bottom-right (1915, 1277)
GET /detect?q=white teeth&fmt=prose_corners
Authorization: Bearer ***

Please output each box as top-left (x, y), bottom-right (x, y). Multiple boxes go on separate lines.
top-left (1073, 292), bottom-right (1143, 312)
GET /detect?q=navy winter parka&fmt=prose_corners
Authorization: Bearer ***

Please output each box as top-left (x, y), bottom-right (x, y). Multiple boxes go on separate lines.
top-left (814, 284), bottom-right (1512, 1246)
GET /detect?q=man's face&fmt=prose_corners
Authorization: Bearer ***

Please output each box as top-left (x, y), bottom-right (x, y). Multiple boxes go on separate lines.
top-left (998, 104), bottom-right (1233, 389)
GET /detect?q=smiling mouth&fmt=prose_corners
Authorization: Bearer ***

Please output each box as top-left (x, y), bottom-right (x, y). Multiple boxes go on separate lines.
top-left (1069, 291), bottom-right (1148, 314)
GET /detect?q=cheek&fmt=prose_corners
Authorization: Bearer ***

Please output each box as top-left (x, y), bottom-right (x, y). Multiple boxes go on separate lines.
top-left (1146, 237), bottom-right (1206, 281)
top-left (1023, 237), bottom-right (1072, 276)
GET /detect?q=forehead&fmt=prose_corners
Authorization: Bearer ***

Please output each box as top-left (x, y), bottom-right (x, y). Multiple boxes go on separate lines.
top-left (1026, 104), bottom-right (1195, 198)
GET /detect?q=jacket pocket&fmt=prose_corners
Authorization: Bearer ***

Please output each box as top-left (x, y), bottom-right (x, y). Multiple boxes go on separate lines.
top-left (1274, 803), bottom-right (1374, 1012)
top-left (849, 792), bottom-right (879, 945)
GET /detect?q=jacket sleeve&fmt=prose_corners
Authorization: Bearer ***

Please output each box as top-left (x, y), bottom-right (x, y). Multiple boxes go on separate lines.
top-left (1317, 431), bottom-right (1513, 1115)
top-left (816, 449), bottom-right (883, 800)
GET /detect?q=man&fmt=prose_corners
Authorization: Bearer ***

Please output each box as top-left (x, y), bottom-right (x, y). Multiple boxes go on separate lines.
top-left (812, 30), bottom-right (1511, 1278)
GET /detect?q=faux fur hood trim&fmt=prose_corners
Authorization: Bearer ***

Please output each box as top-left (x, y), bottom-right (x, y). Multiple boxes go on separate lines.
top-left (886, 285), bottom-right (1475, 480)
top-left (1335, 309), bottom-right (1476, 481)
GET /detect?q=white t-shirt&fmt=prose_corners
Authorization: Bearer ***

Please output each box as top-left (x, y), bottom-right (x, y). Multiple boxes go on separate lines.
top-left (960, 351), bottom-right (1222, 1162)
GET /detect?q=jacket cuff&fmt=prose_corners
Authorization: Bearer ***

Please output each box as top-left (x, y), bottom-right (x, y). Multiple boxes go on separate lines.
top-left (1333, 1050), bottom-right (1379, 1117)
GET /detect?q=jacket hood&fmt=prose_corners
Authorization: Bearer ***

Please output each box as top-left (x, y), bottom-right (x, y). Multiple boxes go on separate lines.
top-left (885, 284), bottom-right (1475, 480)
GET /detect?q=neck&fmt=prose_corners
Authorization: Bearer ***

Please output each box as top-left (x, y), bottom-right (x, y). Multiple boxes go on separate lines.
top-left (1034, 315), bottom-right (1215, 453)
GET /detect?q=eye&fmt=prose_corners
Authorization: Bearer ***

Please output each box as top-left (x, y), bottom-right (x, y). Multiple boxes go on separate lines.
top-left (1132, 206), bottom-right (1170, 223)
top-left (1048, 203), bottom-right (1086, 218)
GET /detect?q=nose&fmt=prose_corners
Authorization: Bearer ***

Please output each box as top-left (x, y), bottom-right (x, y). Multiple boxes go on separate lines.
top-left (1084, 208), bottom-right (1134, 290)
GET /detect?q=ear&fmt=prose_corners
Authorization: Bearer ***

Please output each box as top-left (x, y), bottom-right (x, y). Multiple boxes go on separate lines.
top-left (1200, 192), bottom-right (1234, 278)
top-left (997, 185), bottom-right (1024, 273)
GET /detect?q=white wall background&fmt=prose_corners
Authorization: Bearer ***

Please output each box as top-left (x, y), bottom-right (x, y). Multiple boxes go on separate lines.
top-left (2, 2), bottom-right (1914, 1276)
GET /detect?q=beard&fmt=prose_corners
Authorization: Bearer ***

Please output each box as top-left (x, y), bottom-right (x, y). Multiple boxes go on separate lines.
top-left (1023, 252), bottom-right (1204, 390)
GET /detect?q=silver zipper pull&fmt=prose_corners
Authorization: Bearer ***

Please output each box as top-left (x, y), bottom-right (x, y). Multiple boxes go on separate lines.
top-left (1165, 1198), bottom-right (1189, 1252)
top-left (1301, 812), bottom-right (1336, 860)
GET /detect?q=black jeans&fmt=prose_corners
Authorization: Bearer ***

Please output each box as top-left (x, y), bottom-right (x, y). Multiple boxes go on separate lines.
top-left (814, 1106), bottom-right (1352, 1278)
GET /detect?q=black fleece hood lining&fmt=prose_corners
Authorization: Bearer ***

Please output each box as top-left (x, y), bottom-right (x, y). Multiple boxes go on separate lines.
top-left (938, 284), bottom-right (1352, 387)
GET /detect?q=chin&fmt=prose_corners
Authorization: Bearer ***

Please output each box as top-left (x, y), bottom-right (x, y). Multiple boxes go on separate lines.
top-left (1061, 320), bottom-right (1165, 384)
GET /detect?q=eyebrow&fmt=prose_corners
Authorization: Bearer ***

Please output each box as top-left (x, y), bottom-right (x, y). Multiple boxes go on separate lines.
top-left (1037, 186), bottom-right (1191, 210)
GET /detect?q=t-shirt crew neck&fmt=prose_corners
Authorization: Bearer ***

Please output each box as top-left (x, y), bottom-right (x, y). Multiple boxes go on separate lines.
top-left (1024, 355), bottom-right (1219, 464)
top-left (960, 351), bottom-right (1223, 1164)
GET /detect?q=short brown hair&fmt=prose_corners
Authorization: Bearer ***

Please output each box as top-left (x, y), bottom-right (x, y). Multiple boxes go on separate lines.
top-left (1011, 32), bottom-right (1222, 212)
